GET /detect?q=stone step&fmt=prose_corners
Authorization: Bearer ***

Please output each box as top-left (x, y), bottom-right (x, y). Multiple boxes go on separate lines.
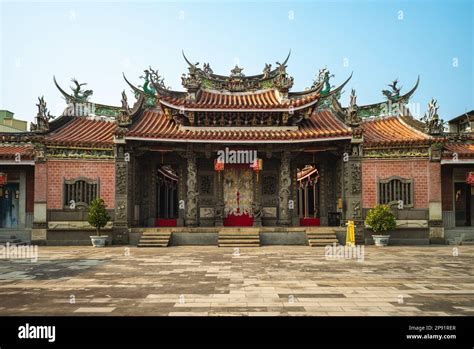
top-left (140, 238), bottom-right (169, 244)
top-left (218, 232), bottom-right (260, 247)
top-left (142, 232), bottom-right (172, 236)
top-left (219, 244), bottom-right (260, 247)
top-left (307, 229), bottom-right (338, 247)
top-left (307, 234), bottom-right (337, 238)
top-left (218, 239), bottom-right (260, 244)
top-left (137, 243), bottom-right (169, 247)
top-left (137, 232), bottom-right (172, 247)
top-left (219, 233), bottom-right (260, 236)
top-left (218, 234), bottom-right (259, 237)
top-left (140, 235), bottom-right (171, 239)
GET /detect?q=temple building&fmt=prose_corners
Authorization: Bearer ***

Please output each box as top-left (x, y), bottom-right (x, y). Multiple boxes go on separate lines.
top-left (0, 53), bottom-right (472, 246)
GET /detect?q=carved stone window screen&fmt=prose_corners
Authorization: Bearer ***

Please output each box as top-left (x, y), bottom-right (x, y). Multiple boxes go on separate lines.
top-left (377, 176), bottom-right (413, 207)
top-left (199, 174), bottom-right (213, 196)
top-left (262, 175), bottom-right (277, 196)
top-left (64, 177), bottom-right (99, 208)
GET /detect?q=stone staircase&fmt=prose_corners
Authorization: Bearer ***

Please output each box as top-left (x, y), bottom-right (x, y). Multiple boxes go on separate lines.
top-left (305, 227), bottom-right (339, 247)
top-left (218, 229), bottom-right (260, 247)
top-left (137, 229), bottom-right (172, 247)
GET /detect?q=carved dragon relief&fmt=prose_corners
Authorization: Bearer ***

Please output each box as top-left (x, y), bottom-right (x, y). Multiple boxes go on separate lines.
top-left (185, 154), bottom-right (198, 225)
top-left (278, 151), bottom-right (291, 224)
top-left (350, 162), bottom-right (362, 194)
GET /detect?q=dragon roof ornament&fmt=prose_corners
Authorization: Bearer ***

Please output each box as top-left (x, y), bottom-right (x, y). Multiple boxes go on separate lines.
top-left (180, 50), bottom-right (293, 92)
top-left (30, 96), bottom-right (55, 133)
top-left (421, 98), bottom-right (444, 135)
top-left (354, 76), bottom-right (420, 118)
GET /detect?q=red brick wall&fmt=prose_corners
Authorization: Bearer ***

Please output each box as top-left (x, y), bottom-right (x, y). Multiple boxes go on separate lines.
top-left (46, 160), bottom-right (115, 209)
top-left (362, 159), bottom-right (441, 209)
top-left (34, 162), bottom-right (48, 203)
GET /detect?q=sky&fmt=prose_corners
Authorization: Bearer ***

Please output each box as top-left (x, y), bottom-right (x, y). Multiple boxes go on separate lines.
top-left (0, 0), bottom-right (472, 125)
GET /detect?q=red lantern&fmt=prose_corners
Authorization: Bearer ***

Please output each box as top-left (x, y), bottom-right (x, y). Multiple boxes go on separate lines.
top-left (214, 159), bottom-right (224, 181)
top-left (214, 159), bottom-right (224, 172)
top-left (467, 172), bottom-right (474, 185)
top-left (0, 172), bottom-right (7, 186)
top-left (251, 159), bottom-right (263, 182)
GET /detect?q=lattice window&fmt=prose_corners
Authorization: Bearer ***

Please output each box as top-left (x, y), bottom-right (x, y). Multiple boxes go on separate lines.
top-left (64, 178), bottom-right (99, 208)
top-left (378, 177), bottom-right (413, 207)
top-left (199, 175), bottom-right (213, 195)
top-left (262, 175), bottom-right (277, 195)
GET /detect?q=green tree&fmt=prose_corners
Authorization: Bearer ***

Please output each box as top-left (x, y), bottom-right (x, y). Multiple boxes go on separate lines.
top-left (365, 204), bottom-right (397, 234)
top-left (87, 198), bottom-right (110, 236)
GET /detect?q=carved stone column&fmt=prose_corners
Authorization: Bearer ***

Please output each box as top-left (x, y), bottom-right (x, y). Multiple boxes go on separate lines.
top-left (278, 151), bottom-right (291, 226)
top-left (319, 163), bottom-right (328, 226)
top-left (252, 170), bottom-right (262, 227)
top-left (113, 141), bottom-right (129, 243)
top-left (215, 172), bottom-right (224, 227)
top-left (290, 165), bottom-right (299, 226)
top-left (31, 148), bottom-right (48, 245)
top-left (343, 138), bottom-right (364, 240)
top-left (185, 152), bottom-right (198, 226)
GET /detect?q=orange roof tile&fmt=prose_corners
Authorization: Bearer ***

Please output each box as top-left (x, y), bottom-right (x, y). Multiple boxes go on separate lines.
top-left (362, 116), bottom-right (432, 147)
top-left (0, 144), bottom-right (35, 160)
top-left (127, 109), bottom-right (351, 143)
top-left (159, 89), bottom-right (319, 111)
top-left (44, 118), bottom-right (117, 147)
top-left (444, 143), bottom-right (474, 158)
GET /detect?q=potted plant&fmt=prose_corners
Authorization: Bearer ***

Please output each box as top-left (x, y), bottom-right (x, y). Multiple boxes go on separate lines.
top-left (88, 197), bottom-right (111, 247)
top-left (365, 204), bottom-right (396, 246)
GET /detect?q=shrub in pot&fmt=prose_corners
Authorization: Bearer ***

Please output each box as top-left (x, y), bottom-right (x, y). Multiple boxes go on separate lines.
top-left (88, 197), bottom-right (111, 247)
top-left (365, 204), bottom-right (396, 246)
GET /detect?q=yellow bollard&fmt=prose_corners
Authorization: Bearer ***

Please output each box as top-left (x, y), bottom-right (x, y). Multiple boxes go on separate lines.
top-left (346, 220), bottom-right (356, 246)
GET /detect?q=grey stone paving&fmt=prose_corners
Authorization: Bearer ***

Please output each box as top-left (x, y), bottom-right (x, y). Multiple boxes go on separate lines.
top-left (0, 245), bottom-right (473, 316)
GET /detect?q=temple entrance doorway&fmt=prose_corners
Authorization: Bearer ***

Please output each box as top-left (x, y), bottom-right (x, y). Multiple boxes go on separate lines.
top-left (297, 165), bottom-right (320, 226)
top-left (454, 182), bottom-right (473, 227)
top-left (155, 165), bottom-right (179, 227)
top-left (223, 167), bottom-right (254, 226)
top-left (0, 183), bottom-right (19, 228)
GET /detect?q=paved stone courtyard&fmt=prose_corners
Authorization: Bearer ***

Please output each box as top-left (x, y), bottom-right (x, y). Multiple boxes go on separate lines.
top-left (0, 245), bottom-right (473, 316)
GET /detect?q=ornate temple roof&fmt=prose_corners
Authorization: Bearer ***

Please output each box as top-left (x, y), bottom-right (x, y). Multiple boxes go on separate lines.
top-left (0, 144), bottom-right (35, 160)
top-left (127, 109), bottom-right (351, 143)
top-left (159, 88), bottom-right (322, 111)
top-left (44, 117), bottom-right (117, 148)
top-left (361, 115), bottom-right (432, 147)
top-left (0, 53), bottom-right (442, 150)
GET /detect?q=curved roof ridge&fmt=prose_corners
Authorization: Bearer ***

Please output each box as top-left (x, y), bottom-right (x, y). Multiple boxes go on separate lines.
top-left (397, 114), bottom-right (432, 140)
top-left (199, 88), bottom-right (278, 96)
